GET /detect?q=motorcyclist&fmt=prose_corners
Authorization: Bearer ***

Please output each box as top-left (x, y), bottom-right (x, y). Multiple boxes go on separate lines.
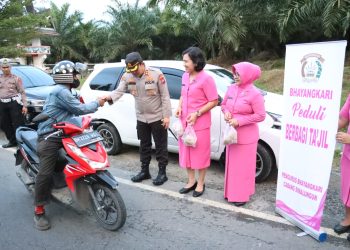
top-left (33, 60), bottom-right (105, 231)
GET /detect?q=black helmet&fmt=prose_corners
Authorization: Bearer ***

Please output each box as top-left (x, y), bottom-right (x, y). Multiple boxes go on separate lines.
top-left (52, 60), bottom-right (87, 88)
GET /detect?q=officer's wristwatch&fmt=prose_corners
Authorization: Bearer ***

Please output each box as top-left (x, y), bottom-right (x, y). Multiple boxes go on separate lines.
top-left (196, 110), bottom-right (201, 117)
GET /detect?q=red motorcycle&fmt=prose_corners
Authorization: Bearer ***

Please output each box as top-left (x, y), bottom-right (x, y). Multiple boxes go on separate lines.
top-left (15, 115), bottom-right (126, 231)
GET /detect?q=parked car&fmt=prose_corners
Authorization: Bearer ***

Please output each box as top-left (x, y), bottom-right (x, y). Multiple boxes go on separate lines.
top-left (0, 65), bottom-right (79, 123)
top-left (80, 61), bottom-right (283, 182)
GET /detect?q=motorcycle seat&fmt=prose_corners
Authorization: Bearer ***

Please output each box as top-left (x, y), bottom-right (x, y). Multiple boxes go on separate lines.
top-left (21, 130), bottom-right (38, 152)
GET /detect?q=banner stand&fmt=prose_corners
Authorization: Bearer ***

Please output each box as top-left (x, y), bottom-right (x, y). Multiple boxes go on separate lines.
top-left (276, 208), bottom-right (327, 242)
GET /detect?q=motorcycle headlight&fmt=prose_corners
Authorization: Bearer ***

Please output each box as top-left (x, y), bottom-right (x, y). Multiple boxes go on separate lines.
top-left (67, 144), bottom-right (108, 169)
top-left (267, 112), bottom-right (282, 130)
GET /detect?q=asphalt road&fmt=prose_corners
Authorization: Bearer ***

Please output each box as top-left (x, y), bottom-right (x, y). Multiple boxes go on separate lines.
top-left (0, 133), bottom-right (349, 249)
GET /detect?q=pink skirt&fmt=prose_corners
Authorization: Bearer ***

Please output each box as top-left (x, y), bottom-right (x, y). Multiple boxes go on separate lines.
top-left (341, 155), bottom-right (350, 207)
top-left (224, 143), bottom-right (257, 202)
top-left (178, 128), bottom-right (211, 169)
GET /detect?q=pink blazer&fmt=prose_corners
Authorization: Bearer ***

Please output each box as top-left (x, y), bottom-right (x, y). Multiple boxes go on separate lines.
top-left (340, 94), bottom-right (350, 160)
top-left (221, 62), bottom-right (266, 144)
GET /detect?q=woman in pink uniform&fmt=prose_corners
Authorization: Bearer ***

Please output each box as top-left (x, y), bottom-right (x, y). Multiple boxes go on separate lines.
top-left (175, 47), bottom-right (218, 197)
top-left (334, 94), bottom-right (350, 240)
top-left (221, 62), bottom-right (265, 206)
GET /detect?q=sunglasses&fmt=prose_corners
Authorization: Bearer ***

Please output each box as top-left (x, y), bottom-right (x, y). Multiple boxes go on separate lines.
top-left (126, 64), bottom-right (140, 73)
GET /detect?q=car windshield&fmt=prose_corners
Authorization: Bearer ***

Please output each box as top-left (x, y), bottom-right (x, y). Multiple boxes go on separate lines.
top-left (206, 68), bottom-right (267, 97)
top-left (206, 69), bottom-right (234, 97)
top-left (7, 66), bottom-right (55, 88)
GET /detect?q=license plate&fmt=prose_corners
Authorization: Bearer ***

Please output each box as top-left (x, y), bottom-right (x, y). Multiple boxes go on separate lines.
top-left (72, 131), bottom-right (103, 147)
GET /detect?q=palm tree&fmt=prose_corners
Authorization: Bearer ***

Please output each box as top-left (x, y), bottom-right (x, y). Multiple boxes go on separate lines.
top-left (47, 3), bottom-right (86, 61)
top-left (279, 0), bottom-right (350, 41)
top-left (0, 0), bottom-right (45, 57)
top-left (101, 2), bottom-right (159, 61)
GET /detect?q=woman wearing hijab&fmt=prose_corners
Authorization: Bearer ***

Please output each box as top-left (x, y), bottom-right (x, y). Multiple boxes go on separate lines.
top-left (221, 62), bottom-right (266, 206)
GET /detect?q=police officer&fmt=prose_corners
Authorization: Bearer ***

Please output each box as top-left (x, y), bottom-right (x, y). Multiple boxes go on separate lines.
top-left (0, 58), bottom-right (27, 148)
top-left (104, 52), bottom-right (172, 186)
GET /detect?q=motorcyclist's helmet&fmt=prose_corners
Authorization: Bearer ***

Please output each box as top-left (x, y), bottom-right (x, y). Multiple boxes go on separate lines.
top-left (52, 60), bottom-right (87, 88)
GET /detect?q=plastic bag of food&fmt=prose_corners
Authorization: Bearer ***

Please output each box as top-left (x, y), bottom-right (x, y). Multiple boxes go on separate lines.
top-left (223, 124), bottom-right (237, 145)
top-left (182, 125), bottom-right (197, 147)
top-left (171, 119), bottom-right (184, 137)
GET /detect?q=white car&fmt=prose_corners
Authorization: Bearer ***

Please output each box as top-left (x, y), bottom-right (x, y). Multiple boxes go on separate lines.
top-left (80, 61), bottom-right (283, 182)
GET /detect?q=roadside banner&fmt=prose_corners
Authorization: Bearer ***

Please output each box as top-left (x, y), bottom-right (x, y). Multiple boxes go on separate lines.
top-left (276, 41), bottom-right (347, 241)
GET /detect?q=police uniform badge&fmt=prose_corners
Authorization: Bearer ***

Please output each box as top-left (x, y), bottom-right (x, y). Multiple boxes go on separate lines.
top-left (159, 74), bottom-right (166, 84)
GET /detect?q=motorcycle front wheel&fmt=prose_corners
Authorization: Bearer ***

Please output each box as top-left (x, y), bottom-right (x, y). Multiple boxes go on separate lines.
top-left (90, 184), bottom-right (126, 231)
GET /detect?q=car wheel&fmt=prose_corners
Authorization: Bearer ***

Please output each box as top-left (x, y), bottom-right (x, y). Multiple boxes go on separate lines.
top-left (97, 123), bottom-right (122, 155)
top-left (219, 143), bottom-right (274, 183)
top-left (255, 143), bottom-right (274, 183)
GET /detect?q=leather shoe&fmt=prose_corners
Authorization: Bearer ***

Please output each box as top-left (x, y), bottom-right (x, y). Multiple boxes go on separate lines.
top-left (131, 171), bottom-right (151, 182)
top-left (152, 173), bottom-right (168, 186)
top-left (233, 202), bottom-right (246, 207)
top-left (193, 184), bottom-right (205, 197)
top-left (2, 142), bottom-right (17, 148)
top-left (334, 223), bottom-right (350, 234)
top-left (179, 182), bottom-right (197, 194)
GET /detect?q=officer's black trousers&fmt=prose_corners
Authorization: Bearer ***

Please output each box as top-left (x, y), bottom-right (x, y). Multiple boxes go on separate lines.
top-left (0, 100), bottom-right (24, 143)
top-left (137, 120), bottom-right (168, 168)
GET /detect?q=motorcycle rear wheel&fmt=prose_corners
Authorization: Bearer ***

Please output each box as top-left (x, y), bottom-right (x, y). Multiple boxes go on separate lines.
top-left (90, 184), bottom-right (126, 231)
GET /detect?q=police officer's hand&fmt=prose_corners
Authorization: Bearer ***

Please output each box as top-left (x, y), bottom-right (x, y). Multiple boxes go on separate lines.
top-left (175, 107), bottom-right (181, 118)
top-left (101, 95), bottom-right (113, 105)
top-left (162, 117), bottom-right (170, 129)
top-left (22, 106), bottom-right (28, 115)
top-left (97, 97), bottom-right (106, 107)
top-left (186, 113), bottom-right (197, 126)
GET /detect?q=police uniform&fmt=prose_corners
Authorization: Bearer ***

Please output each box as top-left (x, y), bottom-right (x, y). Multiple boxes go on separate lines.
top-left (0, 61), bottom-right (27, 147)
top-left (110, 57), bottom-right (172, 185)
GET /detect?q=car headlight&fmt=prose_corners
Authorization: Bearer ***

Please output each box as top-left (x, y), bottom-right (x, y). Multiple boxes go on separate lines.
top-left (67, 143), bottom-right (108, 169)
top-left (267, 112), bottom-right (282, 129)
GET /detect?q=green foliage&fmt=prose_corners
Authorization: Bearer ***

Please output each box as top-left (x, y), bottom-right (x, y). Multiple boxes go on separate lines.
top-left (44, 3), bottom-right (86, 62)
top-left (0, 0), bottom-right (46, 57)
top-left (99, 1), bottom-right (159, 61)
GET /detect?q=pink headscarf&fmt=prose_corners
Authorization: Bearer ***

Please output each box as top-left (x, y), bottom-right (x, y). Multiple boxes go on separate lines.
top-left (232, 62), bottom-right (261, 86)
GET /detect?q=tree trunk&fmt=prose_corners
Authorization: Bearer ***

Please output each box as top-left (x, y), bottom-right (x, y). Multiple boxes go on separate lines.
top-left (25, 0), bottom-right (35, 13)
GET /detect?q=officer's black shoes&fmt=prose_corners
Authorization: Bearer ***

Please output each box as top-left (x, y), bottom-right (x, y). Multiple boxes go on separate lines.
top-left (131, 171), bottom-right (151, 182)
top-left (152, 173), bottom-right (168, 186)
top-left (2, 141), bottom-right (17, 148)
top-left (34, 213), bottom-right (51, 231)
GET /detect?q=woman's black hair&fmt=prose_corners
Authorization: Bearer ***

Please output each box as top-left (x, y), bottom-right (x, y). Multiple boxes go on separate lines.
top-left (182, 47), bottom-right (206, 72)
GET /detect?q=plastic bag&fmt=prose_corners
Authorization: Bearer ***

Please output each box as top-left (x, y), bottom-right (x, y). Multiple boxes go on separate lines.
top-left (182, 125), bottom-right (197, 147)
top-left (223, 124), bottom-right (237, 145)
top-left (171, 119), bottom-right (184, 137)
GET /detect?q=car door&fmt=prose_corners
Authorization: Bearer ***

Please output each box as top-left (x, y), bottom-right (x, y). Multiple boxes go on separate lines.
top-left (83, 66), bottom-right (139, 145)
top-left (159, 67), bottom-right (183, 152)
